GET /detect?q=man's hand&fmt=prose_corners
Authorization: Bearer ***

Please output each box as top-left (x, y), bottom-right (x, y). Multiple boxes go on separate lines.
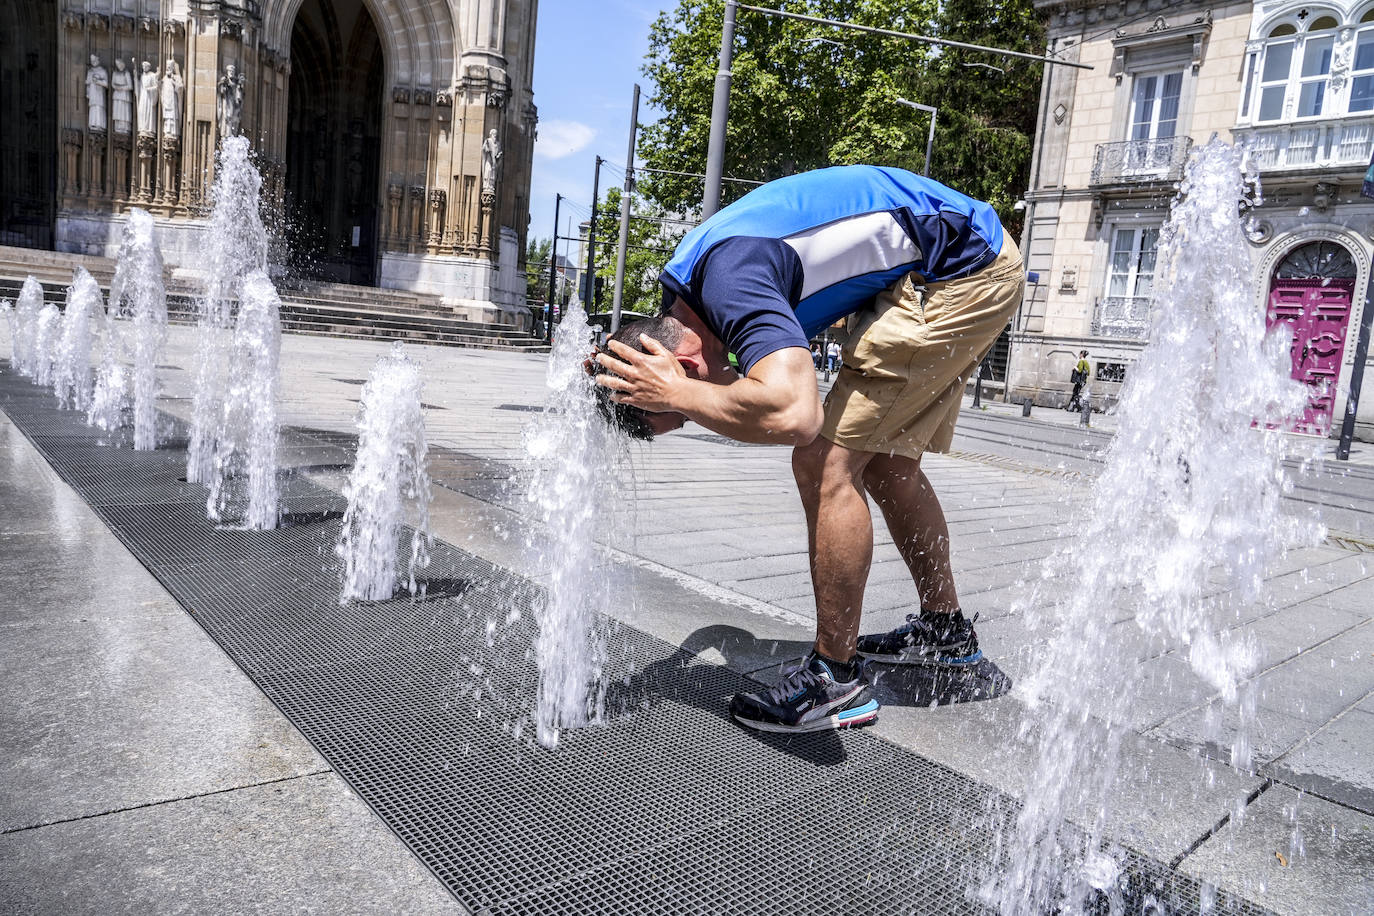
top-left (593, 335), bottom-right (687, 414)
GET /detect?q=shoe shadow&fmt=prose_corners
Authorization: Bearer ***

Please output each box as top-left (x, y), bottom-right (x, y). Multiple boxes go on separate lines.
top-left (868, 656), bottom-right (1013, 708)
top-left (603, 624), bottom-right (851, 767)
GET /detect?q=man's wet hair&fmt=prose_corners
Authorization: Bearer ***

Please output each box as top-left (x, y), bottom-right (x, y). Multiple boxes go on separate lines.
top-left (592, 316), bottom-right (684, 441)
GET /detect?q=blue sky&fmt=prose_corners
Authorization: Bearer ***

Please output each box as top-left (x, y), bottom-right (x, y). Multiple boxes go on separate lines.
top-left (529, 0), bottom-right (671, 251)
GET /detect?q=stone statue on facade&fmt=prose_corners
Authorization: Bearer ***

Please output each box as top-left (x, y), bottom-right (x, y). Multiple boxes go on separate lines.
top-left (135, 60), bottom-right (158, 136)
top-left (217, 63), bottom-right (244, 139)
top-left (481, 128), bottom-right (502, 193)
top-left (85, 54), bottom-right (109, 132)
top-left (159, 59), bottom-right (183, 140)
top-left (110, 58), bottom-right (133, 135)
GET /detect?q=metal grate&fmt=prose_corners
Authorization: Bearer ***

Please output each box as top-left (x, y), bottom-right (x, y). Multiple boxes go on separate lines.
top-left (0, 364), bottom-right (1269, 916)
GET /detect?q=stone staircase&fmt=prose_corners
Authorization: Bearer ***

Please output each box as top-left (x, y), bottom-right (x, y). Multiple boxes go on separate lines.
top-left (0, 244), bottom-right (548, 353)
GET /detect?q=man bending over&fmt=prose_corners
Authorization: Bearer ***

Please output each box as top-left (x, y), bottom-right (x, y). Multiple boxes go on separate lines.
top-left (593, 164), bottom-right (1023, 734)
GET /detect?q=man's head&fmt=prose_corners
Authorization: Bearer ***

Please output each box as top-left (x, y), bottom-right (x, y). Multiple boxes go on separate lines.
top-left (592, 304), bottom-right (730, 440)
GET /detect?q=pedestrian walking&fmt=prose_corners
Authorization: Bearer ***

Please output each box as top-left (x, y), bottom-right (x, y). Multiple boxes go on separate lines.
top-left (826, 339), bottom-right (841, 373)
top-left (1067, 350), bottom-right (1091, 411)
top-left (592, 165), bottom-right (1021, 734)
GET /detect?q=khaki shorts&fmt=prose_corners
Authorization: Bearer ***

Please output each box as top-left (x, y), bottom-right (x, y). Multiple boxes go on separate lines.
top-left (819, 239), bottom-right (1024, 460)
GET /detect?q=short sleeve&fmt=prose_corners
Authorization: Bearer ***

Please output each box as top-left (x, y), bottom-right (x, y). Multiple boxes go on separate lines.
top-left (693, 237), bottom-right (808, 376)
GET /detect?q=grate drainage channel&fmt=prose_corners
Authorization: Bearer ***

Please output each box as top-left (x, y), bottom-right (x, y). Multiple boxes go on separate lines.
top-left (0, 365), bottom-right (1269, 916)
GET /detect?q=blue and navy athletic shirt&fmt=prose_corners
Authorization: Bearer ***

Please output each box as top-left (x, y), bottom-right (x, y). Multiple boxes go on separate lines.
top-left (659, 165), bottom-right (1004, 376)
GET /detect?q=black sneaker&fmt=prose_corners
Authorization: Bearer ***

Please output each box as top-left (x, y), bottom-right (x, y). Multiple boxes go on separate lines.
top-left (730, 654), bottom-right (879, 734)
top-left (856, 612), bottom-right (982, 667)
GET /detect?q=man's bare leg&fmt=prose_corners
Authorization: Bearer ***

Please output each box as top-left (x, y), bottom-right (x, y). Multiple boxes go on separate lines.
top-left (862, 452), bottom-right (961, 615)
top-left (792, 437), bottom-right (876, 661)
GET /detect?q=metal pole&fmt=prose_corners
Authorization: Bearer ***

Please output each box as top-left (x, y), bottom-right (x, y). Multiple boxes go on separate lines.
top-left (924, 107), bottom-right (936, 177)
top-left (611, 84), bottom-right (640, 335)
top-left (972, 360), bottom-right (983, 408)
top-left (702, 0), bottom-right (738, 219)
top-left (544, 193), bottom-right (560, 344)
top-left (1337, 270), bottom-right (1374, 460)
top-left (583, 156), bottom-right (602, 311)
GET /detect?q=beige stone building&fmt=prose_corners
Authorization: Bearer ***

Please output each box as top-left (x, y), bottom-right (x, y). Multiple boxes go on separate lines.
top-left (0, 0), bottom-right (538, 323)
top-left (1013, 0), bottom-right (1374, 440)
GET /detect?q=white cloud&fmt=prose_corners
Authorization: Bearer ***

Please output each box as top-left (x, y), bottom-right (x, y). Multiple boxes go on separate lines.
top-left (536, 120), bottom-right (596, 160)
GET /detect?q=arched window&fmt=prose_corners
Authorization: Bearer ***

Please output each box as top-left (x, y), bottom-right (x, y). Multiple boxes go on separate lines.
top-left (1274, 240), bottom-right (1357, 279)
top-left (1248, 10), bottom-right (1344, 121)
top-left (1352, 6), bottom-right (1374, 112)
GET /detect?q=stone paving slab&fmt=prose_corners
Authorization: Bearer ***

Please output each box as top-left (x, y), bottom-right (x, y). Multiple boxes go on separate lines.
top-left (0, 407), bottom-right (463, 910)
top-left (1180, 785), bottom-right (1374, 915)
top-left (0, 773), bottom-right (465, 916)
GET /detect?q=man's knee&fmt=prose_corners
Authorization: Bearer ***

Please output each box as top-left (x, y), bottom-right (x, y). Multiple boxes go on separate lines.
top-left (793, 436), bottom-right (869, 494)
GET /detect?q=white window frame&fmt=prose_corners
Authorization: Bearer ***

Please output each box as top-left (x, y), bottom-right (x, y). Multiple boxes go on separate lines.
top-left (1128, 70), bottom-right (1184, 141)
top-left (1245, 11), bottom-right (1365, 123)
top-left (1351, 21), bottom-right (1374, 113)
top-left (1104, 223), bottom-right (1161, 302)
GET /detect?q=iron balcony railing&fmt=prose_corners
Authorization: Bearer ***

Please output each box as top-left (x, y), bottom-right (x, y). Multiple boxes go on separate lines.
top-left (1090, 137), bottom-right (1194, 186)
top-left (1091, 295), bottom-right (1152, 339)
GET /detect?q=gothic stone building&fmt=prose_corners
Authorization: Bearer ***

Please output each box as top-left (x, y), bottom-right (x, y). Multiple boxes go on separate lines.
top-left (1013, 0), bottom-right (1374, 440)
top-left (0, 0), bottom-right (538, 323)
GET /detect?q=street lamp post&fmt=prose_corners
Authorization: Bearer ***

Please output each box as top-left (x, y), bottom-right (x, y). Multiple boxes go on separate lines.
top-left (894, 97), bottom-right (937, 176)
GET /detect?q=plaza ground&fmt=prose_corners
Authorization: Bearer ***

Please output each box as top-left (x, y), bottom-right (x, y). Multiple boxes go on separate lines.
top-left (2, 325), bottom-right (1372, 913)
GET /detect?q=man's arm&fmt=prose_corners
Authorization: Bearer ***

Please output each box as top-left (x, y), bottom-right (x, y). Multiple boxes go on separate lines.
top-left (598, 338), bottom-right (822, 446)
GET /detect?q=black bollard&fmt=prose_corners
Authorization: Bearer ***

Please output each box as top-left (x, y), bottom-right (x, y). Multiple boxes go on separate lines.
top-left (1022, 399), bottom-right (1033, 417)
top-left (1079, 395), bottom-right (1092, 427)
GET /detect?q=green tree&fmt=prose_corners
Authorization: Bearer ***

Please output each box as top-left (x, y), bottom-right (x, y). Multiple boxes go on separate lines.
top-left (589, 186), bottom-right (685, 317)
top-left (639, 0), bottom-right (1044, 235)
top-left (525, 236), bottom-right (552, 306)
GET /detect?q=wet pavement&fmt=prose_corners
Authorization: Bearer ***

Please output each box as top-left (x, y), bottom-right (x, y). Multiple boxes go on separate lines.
top-left (2, 325), bottom-right (1372, 913)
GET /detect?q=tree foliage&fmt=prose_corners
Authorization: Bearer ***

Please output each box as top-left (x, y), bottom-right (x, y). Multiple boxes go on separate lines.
top-left (639, 0), bottom-right (1045, 236)
top-left (525, 236), bottom-right (552, 306)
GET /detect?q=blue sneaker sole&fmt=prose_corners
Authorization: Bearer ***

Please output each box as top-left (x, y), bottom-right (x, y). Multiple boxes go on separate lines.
top-left (732, 699), bottom-right (880, 734)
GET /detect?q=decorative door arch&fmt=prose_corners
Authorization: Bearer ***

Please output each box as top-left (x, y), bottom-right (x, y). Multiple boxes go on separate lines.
top-left (1265, 240), bottom-right (1357, 435)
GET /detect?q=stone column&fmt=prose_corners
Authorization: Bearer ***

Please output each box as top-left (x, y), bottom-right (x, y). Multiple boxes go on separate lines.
top-left (62, 129), bottom-right (82, 196)
top-left (428, 189), bottom-right (446, 248)
top-left (87, 130), bottom-right (107, 198)
top-left (135, 134), bottom-right (156, 202)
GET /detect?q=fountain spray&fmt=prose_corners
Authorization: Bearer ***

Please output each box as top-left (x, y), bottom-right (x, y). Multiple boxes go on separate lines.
top-left (207, 270), bottom-right (281, 530)
top-left (53, 268), bottom-right (102, 411)
top-left (32, 301), bottom-right (61, 389)
top-left (986, 141), bottom-right (1319, 914)
top-left (521, 303), bottom-right (624, 750)
top-left (189, 136), bottom-right (269, 483)
top-left (107, 208), bottom-right (167, 450)
top-left (337, 343), bottom-right (432, 603)
top-left (12, 276), bottom-right (43, 376)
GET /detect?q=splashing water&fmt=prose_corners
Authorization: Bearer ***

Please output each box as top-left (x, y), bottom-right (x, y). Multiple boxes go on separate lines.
top-left (189, 137), bottom-right (269, 484)
top-left (985, 141), bottom-right (1320, 914)
top-left (337, 343), bottom-right (432, 603)
top-left (53, 268), bottom-right (103, 411)
top-left (108, 209), bottom-right (167, 450)
top-left (206, 271), bottom-right (281, 529)
top-left (522, 304), bottom-right (624, 750)
top-left (88, 289), bottom-right (127, 434)
top-left (11, 276), bottom-right (42, 375)
top-left (32, 302), bottom-right (61, 389)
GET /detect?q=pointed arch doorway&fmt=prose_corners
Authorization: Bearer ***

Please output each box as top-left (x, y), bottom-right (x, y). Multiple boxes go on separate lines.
top-left (285, 0), bottom-right (384, 285)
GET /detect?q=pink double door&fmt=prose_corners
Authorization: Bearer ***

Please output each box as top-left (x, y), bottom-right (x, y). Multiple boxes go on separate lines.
top-left (1266, 278), bottom-right (1356, 436)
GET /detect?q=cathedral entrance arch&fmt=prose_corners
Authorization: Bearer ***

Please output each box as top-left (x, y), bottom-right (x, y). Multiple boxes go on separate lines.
top-left (285, 0), bottom-right (384, 285)
top-left (0, 0), bottom-right (56, 250)
top-left (1265, 240), bottom-right (1358, 436)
